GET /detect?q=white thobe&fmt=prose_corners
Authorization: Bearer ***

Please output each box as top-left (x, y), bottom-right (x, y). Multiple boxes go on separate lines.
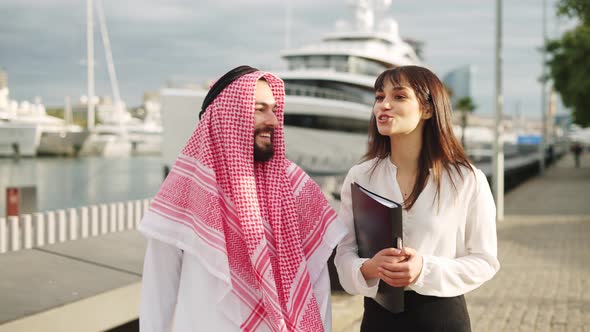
top-left (140, 238), bottom-right (333, 332)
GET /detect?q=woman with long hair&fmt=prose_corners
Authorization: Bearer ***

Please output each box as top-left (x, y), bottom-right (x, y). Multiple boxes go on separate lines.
top-left (335, 66), bottom-right (499, 331)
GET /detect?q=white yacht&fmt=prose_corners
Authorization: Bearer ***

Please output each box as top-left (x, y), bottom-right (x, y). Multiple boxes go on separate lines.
top-left (16, 98), bottom-right (89, 156)
top-left (79, 100), bottom-right (133, 157)
top-left (277, 0), bottom-right (421, 173)
top-left (80, 99), bottom-right (162, 157)
top-left (0, 69), bottom-right (88, 157)
top-left (160, 0), bottom-right (421, 179)
top-left (79, 0), bottom-right (162, 157)
top-left (0, 85), bottom-right (42, 157)
top-left (0, 115), bottom-right (41, 158)
top-left (126, 100), bottom-right (163, 155)
top-left (279, 0), bottom-right (420, 128)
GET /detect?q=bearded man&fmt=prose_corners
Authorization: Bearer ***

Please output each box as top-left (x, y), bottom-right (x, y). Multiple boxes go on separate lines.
top-left (139, 65), bottom-right (346, 332)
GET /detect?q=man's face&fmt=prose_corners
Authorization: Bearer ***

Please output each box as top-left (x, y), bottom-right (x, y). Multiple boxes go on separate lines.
top-left (253, 79), bottom-right (278, 162)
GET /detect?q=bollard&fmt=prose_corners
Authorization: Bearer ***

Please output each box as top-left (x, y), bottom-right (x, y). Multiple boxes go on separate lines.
top-left (9, 216), bottom-right (20, 251)
top-left (90, 205), bottom-right (99, 236)
top-left (68, 208), bottom-right (78, 240)
top-left (80, 207), bottom-right (89, 238)
top-left (0, 198), bottom-right (156, 250)
top-left (142, 199), bottom-right (150, 217)
top-left (56, 210), bottom-right (67, 243)
top-left (109, 204), bottom-right (118, 233)
top-left (46, 211), bottom-right (56, 244)
top-left (0, 217), bottom-right (7, 253)
top-left (99, 204), bottom-right (108, 235)
top-left (33, 213), bottom-right (45, 247)
top-left (22, 214), bottom-right (33, 249)
top-left (134, 200), bottom-right (143, 227)
top-left (117, 203), bottom-right (125, 231)
top-left (126, 201), bottom-right (134, 229)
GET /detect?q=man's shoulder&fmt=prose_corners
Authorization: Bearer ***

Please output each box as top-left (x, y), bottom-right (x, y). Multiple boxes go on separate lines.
top-left (285, 159), bottom-right (304, 173)
top-left (284, 159), bottom-right (313, 183)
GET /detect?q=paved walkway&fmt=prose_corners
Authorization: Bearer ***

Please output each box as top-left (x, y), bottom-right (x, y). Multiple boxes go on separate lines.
top-left (2, 153), bottom-right (587, 331)
top-left (331, 152), bottom-right (590, 332)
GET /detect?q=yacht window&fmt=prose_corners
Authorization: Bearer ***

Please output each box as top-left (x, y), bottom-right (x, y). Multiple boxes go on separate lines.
top-left (349, 56), bottom-right (388, 76)
top-left (284, 80), bottom-right (374, 105)
top-left (307, 56), bottom-right (329, 69)
top-left (284, 114), bottom-right (369, 133)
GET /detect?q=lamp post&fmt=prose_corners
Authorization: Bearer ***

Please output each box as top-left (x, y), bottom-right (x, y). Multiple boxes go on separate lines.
top-left (540, 0), bottom-right (548, 174)
top-left (493, 0), bottom-right (504, 222)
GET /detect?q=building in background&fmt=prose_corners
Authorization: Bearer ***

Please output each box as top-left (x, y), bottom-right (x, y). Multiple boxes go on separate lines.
top-left (443, 65), bottom-right (474, 106)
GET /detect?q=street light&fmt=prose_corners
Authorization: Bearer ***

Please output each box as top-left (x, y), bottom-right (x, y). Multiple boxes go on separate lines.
top-left (493, 0), bottom-right (504, 222)
top-left (540, 0), bottom-right (548, 174)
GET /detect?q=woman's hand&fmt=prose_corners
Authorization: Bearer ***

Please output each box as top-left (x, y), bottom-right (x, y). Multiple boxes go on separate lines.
top-left (361, 248), bottom-right (407, 281)
top-left (377, 247), bottom-right (423, 287)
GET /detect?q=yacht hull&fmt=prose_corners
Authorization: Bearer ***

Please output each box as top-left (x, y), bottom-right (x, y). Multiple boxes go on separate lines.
top-left (0, 124), bottom-right (41, 157)
top-left (129, 132), bottom-right (162, 156)
top-left (37, 130), bottom-right (90, 156)
top-left (79, 133), bottom-right (132, 157)
top-left (283, 95), bottom-right (370, 120)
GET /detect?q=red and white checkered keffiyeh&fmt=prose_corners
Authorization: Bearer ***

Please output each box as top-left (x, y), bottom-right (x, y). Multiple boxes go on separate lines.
top-left (139, 71), bottom-right (345, 331)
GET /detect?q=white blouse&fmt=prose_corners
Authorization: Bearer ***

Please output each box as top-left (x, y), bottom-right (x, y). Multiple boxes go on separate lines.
top-left (139, 238), bottom-right (333, 332)
top-left (334, 158), bottom-right (500, 298)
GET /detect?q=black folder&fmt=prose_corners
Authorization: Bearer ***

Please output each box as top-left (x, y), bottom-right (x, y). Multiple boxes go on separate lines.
top-left (351, 182), bottom-right (404, 313)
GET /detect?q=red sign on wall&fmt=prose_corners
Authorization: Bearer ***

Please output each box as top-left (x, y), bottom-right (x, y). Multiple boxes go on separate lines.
top-left (6, 187), bottom-right (19, 217)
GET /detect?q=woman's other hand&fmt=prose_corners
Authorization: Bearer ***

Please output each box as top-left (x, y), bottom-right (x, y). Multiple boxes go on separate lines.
top-left (377, 247), bottom-right (423, 287)
top-left (361, 248), bottom-right (407, 281)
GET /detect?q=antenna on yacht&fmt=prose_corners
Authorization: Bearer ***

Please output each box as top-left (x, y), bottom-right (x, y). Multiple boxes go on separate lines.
top-left (352, 0), bottom-right (374, 32)
top-left (95, 0), bottom-right (124, 116)
top-left (86, 0), bottom-right (95, 129)
top-left (374, 0), bottom-right (392, 30)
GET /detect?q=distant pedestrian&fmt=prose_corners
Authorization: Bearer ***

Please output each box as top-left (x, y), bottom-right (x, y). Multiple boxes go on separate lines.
top-left (571, 142), bottom-right (583, 168)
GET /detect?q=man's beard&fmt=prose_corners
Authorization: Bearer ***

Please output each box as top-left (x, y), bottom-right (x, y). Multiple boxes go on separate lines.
top-left (254, 127), bottom-right (275, 162)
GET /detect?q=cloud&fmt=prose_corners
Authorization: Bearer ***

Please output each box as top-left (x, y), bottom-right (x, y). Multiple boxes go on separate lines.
top-left (0, 0), bottom-right (573, 116)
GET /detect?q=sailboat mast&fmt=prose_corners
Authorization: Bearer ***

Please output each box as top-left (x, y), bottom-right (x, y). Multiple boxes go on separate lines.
top-left (96, 0), bottom-right (122, 111)
top-left (86, 0), bottom-right (95, 129)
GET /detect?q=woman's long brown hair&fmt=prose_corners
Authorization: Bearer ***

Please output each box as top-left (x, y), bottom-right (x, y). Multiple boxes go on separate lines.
top-left (364, 66), bottom-right (473, 210)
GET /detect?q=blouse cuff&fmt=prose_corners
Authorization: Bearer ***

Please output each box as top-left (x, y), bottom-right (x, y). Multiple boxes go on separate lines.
top-left (353, 258), bottom-right (379, 297)
top-left (412, 254), bottom-right (432, 289)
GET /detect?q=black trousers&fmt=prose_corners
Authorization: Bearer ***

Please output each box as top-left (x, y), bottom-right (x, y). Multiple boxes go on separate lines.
top-left (360, 291), bottom-right (471, 332)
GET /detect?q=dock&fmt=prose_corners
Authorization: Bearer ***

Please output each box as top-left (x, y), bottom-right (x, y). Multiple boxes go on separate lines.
top-left (0, 231), bottom-right (144, 331)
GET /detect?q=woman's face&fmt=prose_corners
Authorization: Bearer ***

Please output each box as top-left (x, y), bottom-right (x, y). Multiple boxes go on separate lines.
top-left (373, 79), bottom-right (430, 137)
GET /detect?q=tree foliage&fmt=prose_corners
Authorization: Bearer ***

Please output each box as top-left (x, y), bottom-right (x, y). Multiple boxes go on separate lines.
top-left (546, 0), bottom-right (590, 126)
top-left (454, 97), bottom-right (476, 148)
top-left (455, 97), bottom-right (476, 113)
top-left (556, 0), bottom-right (590, 25)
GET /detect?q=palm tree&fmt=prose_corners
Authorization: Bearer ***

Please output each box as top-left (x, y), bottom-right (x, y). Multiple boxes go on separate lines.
top-left (454, 97), bottom-right (476, 148)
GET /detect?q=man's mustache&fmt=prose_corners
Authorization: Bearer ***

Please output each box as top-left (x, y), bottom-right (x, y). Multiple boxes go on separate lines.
top-left (254, 127), bottom-right (275, 137)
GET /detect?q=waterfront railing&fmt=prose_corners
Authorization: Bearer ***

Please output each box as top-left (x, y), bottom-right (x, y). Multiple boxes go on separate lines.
top-left (0, 199), bottom-right (151, 253)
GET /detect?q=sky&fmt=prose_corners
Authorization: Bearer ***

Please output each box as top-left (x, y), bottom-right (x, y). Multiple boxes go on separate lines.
top-left (0, 0), bottom-right (576, 118)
